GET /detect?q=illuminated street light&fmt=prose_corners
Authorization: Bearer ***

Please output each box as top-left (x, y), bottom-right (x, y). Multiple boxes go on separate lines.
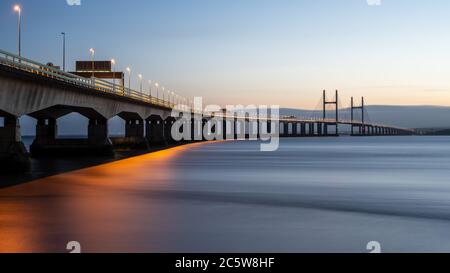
top-left (155, 83), bottom-right (160, 100)
top-left (111, 59), bottom-right (116, 87)
top-left (13, 5), bottom-right (22, 57)
top-left (138, 74), bottom-right (143, 93)
top-left (148, 80), bottom-right (152, 98)
top-left (61, 32), bottom-right (66, 71)
top-left (89, 48), bottom-right (95, 77)
top-left (126, 67), bottom-right (131, 90)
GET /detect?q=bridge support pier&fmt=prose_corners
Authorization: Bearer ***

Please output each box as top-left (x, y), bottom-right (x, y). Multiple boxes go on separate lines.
top-left (87, 118), bottom-right (114, 154)
top-left (282, 122), bottom-right (290, 138)
top-left (146, 116), bottom-right (166, 146)
top-left (293, 123), bottom-right (302, 137)
top-left (323, 124), bottom-right (328, 136)
top-left (33, 118), bottom-right (57, 146)
top-left (30, 116), bottom-right (113, 156)
top-left (317, 123), bottom-right (323, 136)
top-left (300, 123), bottom-right (306, 136)
top-left (164, 117), bottom-right (177, 145)
top-left (245, 117), bottom-right (251, 140)
top-left (309, 123), bottom-right (314, 136)
top-left (0, 112), bottom-right (30, 173)
top-left (112, 117), bottom-right (149, 150)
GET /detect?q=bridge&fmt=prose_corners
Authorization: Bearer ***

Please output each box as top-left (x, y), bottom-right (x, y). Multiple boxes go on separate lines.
top-left (0, 49), bottom-right (414, 172)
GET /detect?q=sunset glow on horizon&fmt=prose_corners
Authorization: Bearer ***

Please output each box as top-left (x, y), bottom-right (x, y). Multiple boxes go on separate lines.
top-left (1, 0), bottom-right (450, 109)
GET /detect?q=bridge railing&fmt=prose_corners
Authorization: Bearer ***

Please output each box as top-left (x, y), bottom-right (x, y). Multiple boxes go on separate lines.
top-left (0, 49), bottom-right (175, 109)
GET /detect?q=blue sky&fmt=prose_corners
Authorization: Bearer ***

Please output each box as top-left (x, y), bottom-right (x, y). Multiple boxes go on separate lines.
top-left (1, 0), bottom-right (450, 108)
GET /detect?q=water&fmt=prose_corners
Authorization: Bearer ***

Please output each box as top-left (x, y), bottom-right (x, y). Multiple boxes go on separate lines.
top-left (2, 136), bottom-right (450, 253)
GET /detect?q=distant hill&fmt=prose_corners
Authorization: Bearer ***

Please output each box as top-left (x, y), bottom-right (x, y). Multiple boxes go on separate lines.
top-left (280, 105), bottom-right (450, 129)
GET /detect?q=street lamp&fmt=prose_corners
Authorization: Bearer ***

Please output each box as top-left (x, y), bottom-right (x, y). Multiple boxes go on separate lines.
top-left (89, 48), bottom-right (95, 77)
top-left (61, 32), bottom-right (66, 71)
top-left (138, 74), bottom-right (143, 93)
top-left (148, 80), bottom-right (152, 98)
top-left (13, 5), bottom-right (21, 57)
top-left (155, 83), bottom-right (160, 101)
top-left (126, 67), bottom-right (131, 91)
top-left (162, 87), bottom-right (165, 102)
top-left (111, 59), bottom-right (116, 91)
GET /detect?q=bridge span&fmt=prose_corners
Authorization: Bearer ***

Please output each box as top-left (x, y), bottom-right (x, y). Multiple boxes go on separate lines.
top-left (0, 50), bottom-right (414, 172)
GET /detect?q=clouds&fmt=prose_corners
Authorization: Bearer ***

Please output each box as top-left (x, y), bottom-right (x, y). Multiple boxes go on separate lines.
top-left (367, 0), bottom-right (382, 6)
top-left (66, 0), bottom-right (81, 6)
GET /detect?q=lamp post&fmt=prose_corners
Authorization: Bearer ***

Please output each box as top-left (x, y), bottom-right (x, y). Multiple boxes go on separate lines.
top-left (111, 59), bottom-right (116, 92)
top-left (138, 74), bottom-right (143, 93)
top-left (126, 67), bottom-right (131, 91)
top-left (61, 32), bottom-right (66, 71)
top-left (148, 80), bottom-right (152, 98)
top-left (155, 83), bottom-right (160, 101)
top-left (14, 5), bottom-right (21, 57)
top-left (162, 87), bottom-right (166, 103)
top-left (89, 48), bottom-right (95, 78)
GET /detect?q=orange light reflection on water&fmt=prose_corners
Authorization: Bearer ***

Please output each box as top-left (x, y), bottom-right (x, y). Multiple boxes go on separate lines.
top-left (0, 142), bottom-right (214, 253)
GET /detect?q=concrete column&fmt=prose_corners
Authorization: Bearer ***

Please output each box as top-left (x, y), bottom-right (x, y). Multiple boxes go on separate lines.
top-left (34, 118), bottom-right (57, 145)
top-left (323, 124), bottom-right (328, 136)
top-left (125, 119), bottom-right (144, 138)
top-left (234, 117), bottom-right (246, 140)
top-left (164, 118), bottom-right (177, 144)
top-left (309, 123), bottom-right (314, 136)
top-left (112, 118), bottom-right (148, 149)
top-left (317, 123), bottom-right (323, 136)
top-left (245, 117), bottom-right (251, 139)
top-left (146, 117), bottom-right (166, 146)
top-left (0, 113), bottom-right (30, 173)
top-left (222, 119), bottom-right (227, 140)
top-left (30, 117), bottom-right (57, 155)
top-left (283, 122), bottom-right (289, 138)
top-left (267, 120), bottom-right (272, 137)
top-left (223, 118), bottom-right (235, 140)
top-left (300, 123), bottom-right (306, 136)
top-left (88, 118), bottom-right (113, 154)
top-left (292, 123), bottom-right (302, 137)
top-left (88, 118), bottom-right (109, 144)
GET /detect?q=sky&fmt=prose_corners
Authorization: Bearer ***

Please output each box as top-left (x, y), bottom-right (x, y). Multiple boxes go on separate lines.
top-left (1, 0), bottom-right (450, 109)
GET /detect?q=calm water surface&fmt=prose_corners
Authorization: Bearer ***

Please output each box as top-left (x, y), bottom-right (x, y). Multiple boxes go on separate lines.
top-left (2, 136), bottom-right (450, 253)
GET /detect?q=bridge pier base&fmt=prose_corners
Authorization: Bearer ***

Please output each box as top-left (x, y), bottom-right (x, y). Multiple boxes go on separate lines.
top-left (146, 116), bottom-right (166, 146)
top-left (300, 123), bottom-right (306, 136)
top-left (317, 123), bottom-right (323, 136)
top-left (86, 118), bottom-right (113, 154)
top-left (293, 123), bottom-right (299, 137)
top-left (308, 123), bottom-right (314, 136)
top-left (112, 118), bottom-right (149, 150)
top-left (31, 117), bottom-right (113, 157)
top-left (164, 117), bottom-right (177, 144)
top-left (0, 112), bottom-right (30, 173)
top-left (282, 122), bottom-right (289, 138)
